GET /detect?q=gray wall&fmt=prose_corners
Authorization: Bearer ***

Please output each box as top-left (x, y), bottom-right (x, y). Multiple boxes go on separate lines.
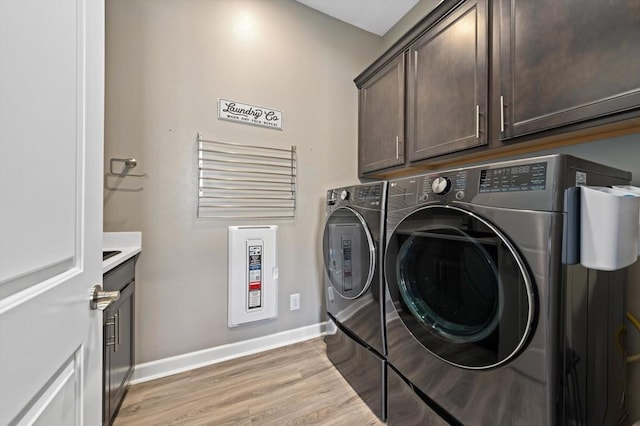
top-left (104, 0), bottom-right (382, 363)
top-left (381, 0), bottom-right (441, 50)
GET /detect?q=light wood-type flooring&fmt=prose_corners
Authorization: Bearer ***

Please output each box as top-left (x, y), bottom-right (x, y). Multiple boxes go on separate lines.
top-left (114, 337), bottom-right (385, 425)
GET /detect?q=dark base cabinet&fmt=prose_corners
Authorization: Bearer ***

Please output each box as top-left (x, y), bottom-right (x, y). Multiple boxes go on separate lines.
top-left (103, 257), bottom-right (136, 426)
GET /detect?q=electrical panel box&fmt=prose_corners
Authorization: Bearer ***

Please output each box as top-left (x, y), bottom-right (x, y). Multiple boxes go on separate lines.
top-left (228, 225), bottom-right (278, 327)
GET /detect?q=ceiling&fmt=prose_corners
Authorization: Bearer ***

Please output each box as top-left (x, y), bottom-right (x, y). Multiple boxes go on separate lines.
top-left (295, 0), bottom-right (420, 36)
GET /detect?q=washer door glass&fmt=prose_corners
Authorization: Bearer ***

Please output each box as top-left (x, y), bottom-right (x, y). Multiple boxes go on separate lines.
top-left (323, 207), bottom-right (375, 299)
top-left (386, 205), bottom-right (534, 369)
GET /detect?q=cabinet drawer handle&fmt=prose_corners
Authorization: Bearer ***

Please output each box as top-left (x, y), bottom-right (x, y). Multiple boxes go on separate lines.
top-left (500, 95), bottom-right (505, 133)
top-left (114, 311), bottom-right (120, 352)
top-left (105, 313), bottom-right (116, 348)
top-left (395, 136), bottom-right (402, 160)
top-left (476, 105), bottom-right (480, 139)
top-left (104, 315), bottom-right (116, 347)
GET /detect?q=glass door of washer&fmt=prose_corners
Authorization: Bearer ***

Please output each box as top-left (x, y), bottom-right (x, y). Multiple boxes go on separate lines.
top-left (323, 207), bottom-right (375, 300)
top-left (385, 205), bottom-right (535, 369)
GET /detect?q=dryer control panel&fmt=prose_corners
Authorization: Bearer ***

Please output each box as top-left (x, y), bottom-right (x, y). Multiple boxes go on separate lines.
top-left (478, 162), bottom-right (547, 193)
top-left (418, 170), bottom-right (469, 203)
top-left (355, 184), bottom-right (383, 207)
top-left (388, 154), bottom-right (631, 212)
top-left (326, 182), bottom-right (386, 210)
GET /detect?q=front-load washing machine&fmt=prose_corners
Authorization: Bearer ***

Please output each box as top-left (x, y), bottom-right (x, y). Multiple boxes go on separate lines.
top-left (323, 181), bottom-right (387, 420)
top-left (384, 154), bottom-right (631, 425)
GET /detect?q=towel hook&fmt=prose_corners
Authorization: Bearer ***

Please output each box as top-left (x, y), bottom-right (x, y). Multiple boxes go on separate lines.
top-left (109, 157), bottom-right (147, 177)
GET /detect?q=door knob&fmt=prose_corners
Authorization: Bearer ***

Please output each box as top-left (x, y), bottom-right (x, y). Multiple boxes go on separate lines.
top-left (90, 285), bottom-right (120, 310)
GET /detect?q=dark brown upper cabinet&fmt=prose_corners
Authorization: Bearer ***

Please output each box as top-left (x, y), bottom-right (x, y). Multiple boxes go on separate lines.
top-left (355, 0), bottom-right (640, 176)
top-left (358, 53), bottom-right (406, 175)
top-left (497, 0), bottom-right (640, 139)
top-left (407, 0), bottom-right (488, 162)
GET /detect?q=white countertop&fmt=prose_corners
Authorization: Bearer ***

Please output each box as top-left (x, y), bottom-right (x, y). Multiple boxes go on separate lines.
top-left (103, 231), bottom-right (142, 273)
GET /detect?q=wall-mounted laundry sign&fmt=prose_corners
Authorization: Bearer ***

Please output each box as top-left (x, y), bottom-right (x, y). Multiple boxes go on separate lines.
top-left (218, 98), bottom-right (282, 130)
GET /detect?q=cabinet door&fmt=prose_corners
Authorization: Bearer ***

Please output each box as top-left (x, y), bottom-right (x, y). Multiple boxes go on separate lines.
top-left (358, 54), bottom-right (405, 175)
top-left (104, 282), bottom-right (134, 425)
top-left (407, 0), bottom-right (488, 162)
top-left (498, 0), bottom-right (640, 139)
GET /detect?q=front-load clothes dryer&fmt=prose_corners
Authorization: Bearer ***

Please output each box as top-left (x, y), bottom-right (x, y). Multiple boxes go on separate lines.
top-left (323, 181), bottom-right (387, 420)
top-left (384, 154), bottom-right (631, 425)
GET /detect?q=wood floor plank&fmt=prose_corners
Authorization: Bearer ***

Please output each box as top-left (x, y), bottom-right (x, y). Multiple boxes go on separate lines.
top-left (114, 338), bottom-right (384, 426)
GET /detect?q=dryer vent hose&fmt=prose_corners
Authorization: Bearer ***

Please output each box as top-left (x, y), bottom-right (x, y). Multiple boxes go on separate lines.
top-left (617, 311), bottom-right (640, 363)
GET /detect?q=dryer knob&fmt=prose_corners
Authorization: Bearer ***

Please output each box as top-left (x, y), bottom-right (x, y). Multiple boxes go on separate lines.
top-left (340, 189), bottom-right (350, 200)
top-left (432, 177), bottom-right (451, 195)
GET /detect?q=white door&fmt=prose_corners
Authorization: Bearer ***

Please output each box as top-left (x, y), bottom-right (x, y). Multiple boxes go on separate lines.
top-left (0, 0), bottom-right (104, 424)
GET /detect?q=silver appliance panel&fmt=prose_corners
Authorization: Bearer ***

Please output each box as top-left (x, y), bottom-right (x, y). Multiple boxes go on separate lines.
top-left (384, 154), bottom-right (630, 425)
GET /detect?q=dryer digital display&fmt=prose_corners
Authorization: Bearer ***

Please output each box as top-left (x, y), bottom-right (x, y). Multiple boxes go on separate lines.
top-left (479, 162), bottom-right (547, 193)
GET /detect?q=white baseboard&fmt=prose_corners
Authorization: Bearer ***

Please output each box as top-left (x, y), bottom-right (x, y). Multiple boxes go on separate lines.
top-left (130, 322), bottom-right (326, 385)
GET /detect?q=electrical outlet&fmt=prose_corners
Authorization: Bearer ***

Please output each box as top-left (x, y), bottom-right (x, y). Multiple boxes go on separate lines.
top-left (290, 293), bottom-right (300, 311)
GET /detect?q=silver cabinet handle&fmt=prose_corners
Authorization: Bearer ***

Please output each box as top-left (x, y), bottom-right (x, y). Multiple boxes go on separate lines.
top-left (500, 95), bottom-right (505, 133)
top-left (104, 312), bottom-right (120, 352)
top-left (115, 311), bottom-right (120, 351)
top-left (395, 136), bottom-right (403, 160)
top-left (90, 285), bottom-right (120, 311)
top-left (105, 314), bottom-right (116, 347)
top-left (476, 105), bottom-right (480, 139)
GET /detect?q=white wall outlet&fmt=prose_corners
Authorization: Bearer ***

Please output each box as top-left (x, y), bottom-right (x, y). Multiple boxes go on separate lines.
top-left (290, 293), bottom-right (300, 311)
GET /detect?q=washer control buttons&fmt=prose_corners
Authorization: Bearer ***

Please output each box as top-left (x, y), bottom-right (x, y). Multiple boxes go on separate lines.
top-left (431, 177), bottom-right (452, 195)
top-left (328, 190), bottom-right (337, 205)
top-left (340, 189), bottom-right (350, 200)
top-left (455, 191), bottom-right (465, 200)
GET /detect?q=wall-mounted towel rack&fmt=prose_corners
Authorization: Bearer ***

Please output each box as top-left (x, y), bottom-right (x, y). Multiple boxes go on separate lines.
top-left (109, 158), bottom-right (147, 177)
top-left (197, 133), bottom-right (296, 219)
